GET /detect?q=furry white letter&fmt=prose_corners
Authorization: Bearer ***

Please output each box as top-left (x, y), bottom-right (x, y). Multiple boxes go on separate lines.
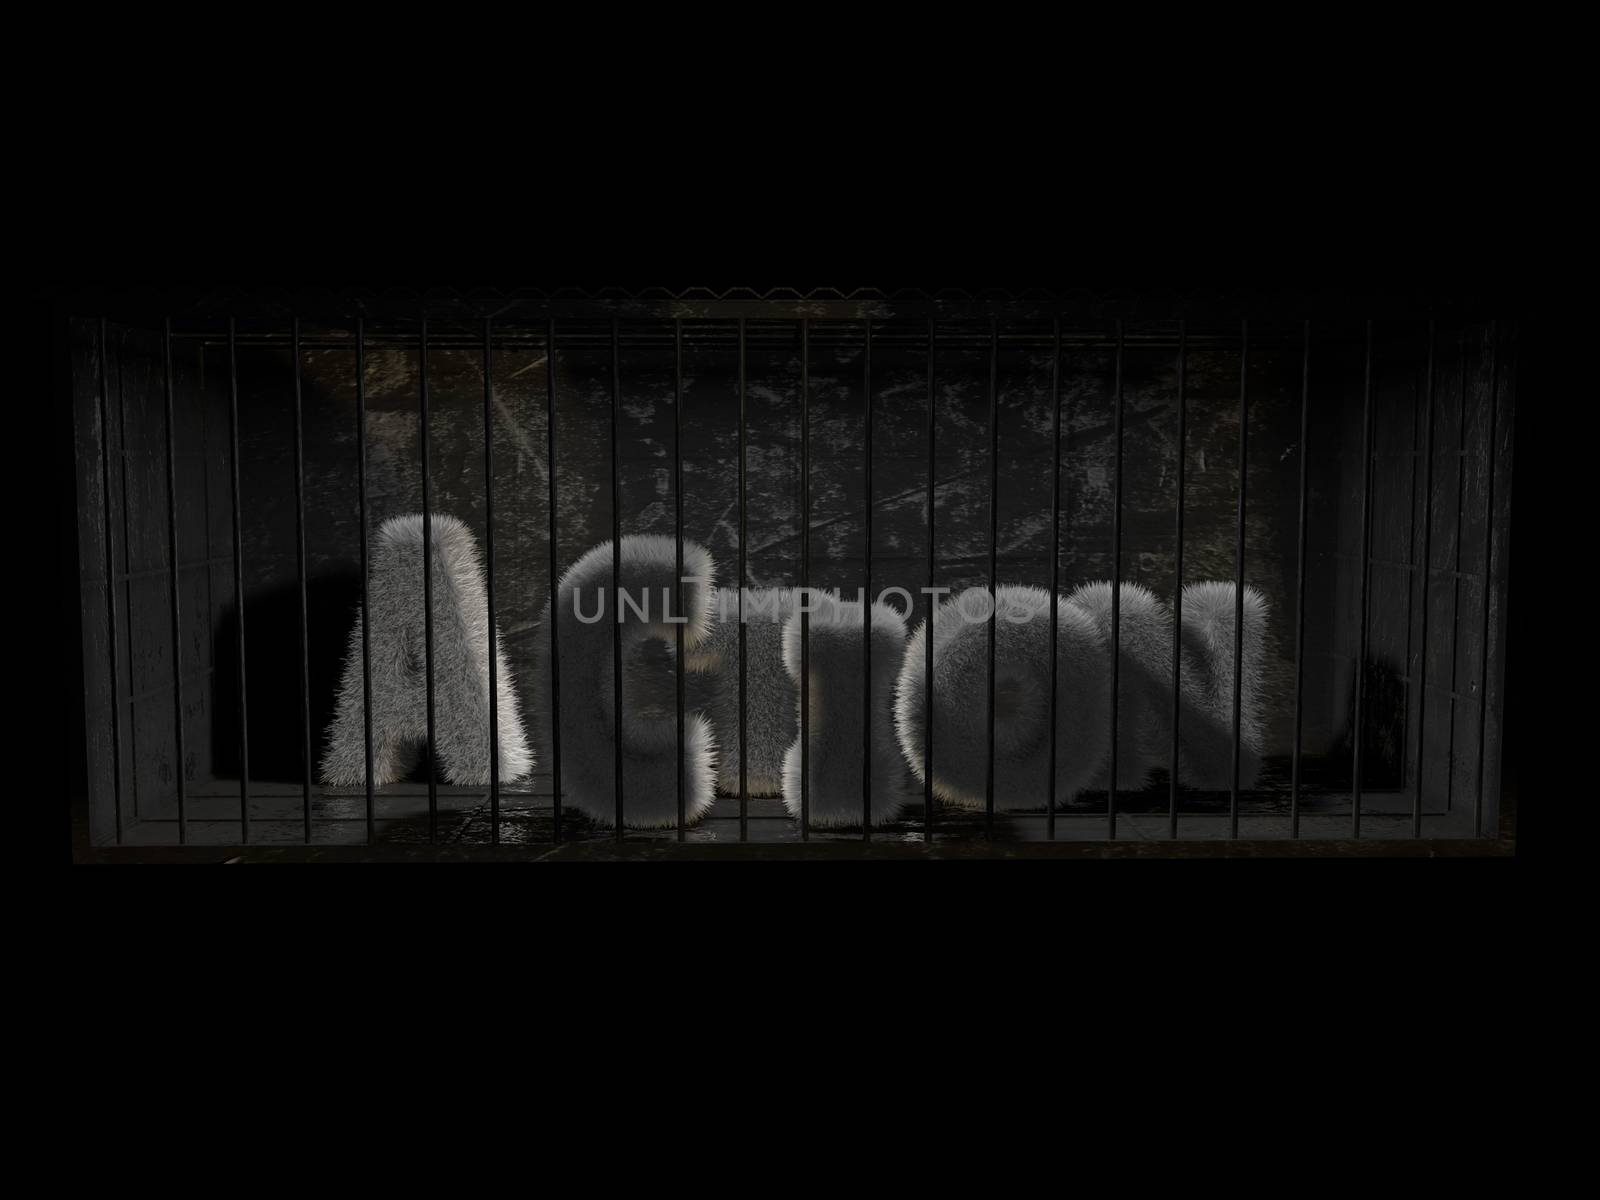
top-left (780, 591), bottom-right (910, 826)
top-left (691, 587), bottom-right (800, 797)
top-left (533, 535), bottom-right (718, 828)
top-left (320, 513), bottom-right (533, 787)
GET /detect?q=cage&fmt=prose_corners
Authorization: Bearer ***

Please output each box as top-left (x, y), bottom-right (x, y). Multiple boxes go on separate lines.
top-left (64, 287), bottom-right (1516, 856)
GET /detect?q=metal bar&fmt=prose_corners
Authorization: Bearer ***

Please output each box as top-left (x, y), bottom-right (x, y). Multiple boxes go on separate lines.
top-left (801, 318), bottom-right (811, 841)
top-left (355, 319), bottom-right (374, 845)
top-left (863, 318), bottom-right (873, 838)
top-left (984, 316), bottom-right (999, 837)
top-left (1352, 320), bottom-right (1376, 838)
top-left (675, 319), bottom-right (686, 842)
top-left (1047, 317), bottom-right (1063, 842)
top-left (420, 317), bottom-right (438, 843)
top-left (923, 318), bottom-right (935, 841)
top-left (162, 317), bottom-right (187, 844)
top-left (1399, 326), bottom-right (1422, 801)
top-left (98, 320), bottom-right (125, 844)
top-left (1108, 320), bottom-right (1125, 840)
top-left (483, 317), bottom-right (500, 844)
top-left (1474, 320), bottom-right (1501, 838)
top-left (1229, 319), bottom-right (1248, 840)
top-left (1290, 320), bottom-right (1310, 840)
top-left (225, 320), bottom-right (250, 844)
top-left (611, 316), bottom-right (624, 839)
top-left (546, 318), bottom-right (563, 843)
top-left (1169, 320), bottom-right (1187, 841)
top-left (293, 317), bottom-right (312, 844)
top-left (1412, 321), bottom-right (1437, 838)
top-left (1446, 331), bottom-right (1467, 814)
top-left (738, 317), bottom-right (748, 841)
top-left (116, 346), bottom-right (141, 831)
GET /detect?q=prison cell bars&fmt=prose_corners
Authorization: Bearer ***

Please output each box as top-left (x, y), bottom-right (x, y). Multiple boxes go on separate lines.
top-left (1446, 331), bottom-right (1467, 818)
top-left (117, 335), bottom-right (140, 840)
top-left (1412, 321), bottom-right (1437, 840)
top-left (292, 318), bottom-right (314, 844)
top-left (1170, 320), bottom-right (1188, 841)
top-left (675, 319), bottom-right (687, 841)
top-left (1230, 320), bottom-right (1249, 840)
top-left (1108, 320), bottom-right (1125, 840)
top-left (1289, 320), bottom-right (1310, 840)
top-left (98, 320), bottom-right (124, 844)
top-left (863, 320), bottom-right (874, 837)
top-left (356, 319), bottom-right (375, 844)
top-left (162, 317), bottom-right (187, 844)
top-left (1047, 318), bottom-right (1062, 841)
top-left (1399, 331), bottom-right (1422, 822)
top-left (1474, 321), bottom-right (1501, 839)
top-left (611, 318), bottom-right (624, 839)
top-left (1352, 320), bottom-right (1376, 839)
top-left (224, 321), bottom-right (252, 844)
top-left (483, 317), bottom-right (501, 843)
top-left (801, 320), bottom-right (812, 841)
top-left (115, 310), bottom-right (1511, 848)
top-left (985, 317), bottom-right (999, 837)
top-left (419, 318), bottom-right (439, 843)
top-left (923, 319), bottom-right (935, 841)
top-left (738, 318), bottom-right (748, 841)
top-left (547, 319), bottom-right (563, 842)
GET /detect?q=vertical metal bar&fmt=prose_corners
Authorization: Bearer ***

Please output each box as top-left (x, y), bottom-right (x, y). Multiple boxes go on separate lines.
top-left (862, 318), bottom-right (873, 838)
top-left (923, 318), bottom-right (935, 840)
top-left (1229, 319), bottom-right (1248, 840)
top-left (1399, 329), bottom-right (1422, 801)
top-left (292, 317), bottom-right (312, 844)
top-left (801, 318), bottom-right (811, 841)
top-left (1352, 319), bottom-right (1376, 839)
top-left (420, 316), bottom-right (438, 843)
top-left (116, 341), bottom-right (142, 832)
top-left (675, 319), bottom-right (686, 842)
top-left (984, 316), bottom-right (999, 837)
top-left (611, 317), bottom-right (624, 840)
top-left (162, 317), bottom-right (188, 844)
top-left (1169, 320), bottom-right (1188, 841)
top-left (1446, 331), bottom-right (1467, 815)
top-left (483, 317), bottom-right (501, 844)
top-left (98, 319), bottom-right (125, 844)
top-left (355, 319), bottom-right (374, 845)
top-left (1290, 320), bottom-right (1311, 840)
top-left (1108, 320), bottom-right (1125, 840)
top-left (1412, 320), bottom-right (1437, 839)
top-left (196, 342), bottom-right (218, 808)
top-left (1474, 320), bottom-right (1501, 839)
top-left (1047, 318), bottom-right (1063, 842)
top-left (546, 318), bottom-right (563, 843)
top-left (738, 317), bottom-right (748, 841)
top-left (226, 320), bottom-right (251, 844)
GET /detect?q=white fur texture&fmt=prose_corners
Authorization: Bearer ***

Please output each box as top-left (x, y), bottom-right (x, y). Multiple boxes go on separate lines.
top-left (532, 534), bottom-right (718, 828)
top-left (1172, 581), bottom-right (1270, 789)
top-left (691, 587), bottom-right (799, 797)
top-left (779, 592), bottom-right (910, 826)
top-left (890, 581), bottom-right (1272, 807)
top-left (319, 513), bottom-right (533, 787)
top-left (893, 585), bottom-right (1110, 809)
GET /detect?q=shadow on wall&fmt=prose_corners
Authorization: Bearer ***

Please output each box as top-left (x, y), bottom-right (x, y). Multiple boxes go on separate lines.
top-left (211, 570), bottom-right (365, 785)
top-left (1331, 655), bottom-right (1406, 792)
